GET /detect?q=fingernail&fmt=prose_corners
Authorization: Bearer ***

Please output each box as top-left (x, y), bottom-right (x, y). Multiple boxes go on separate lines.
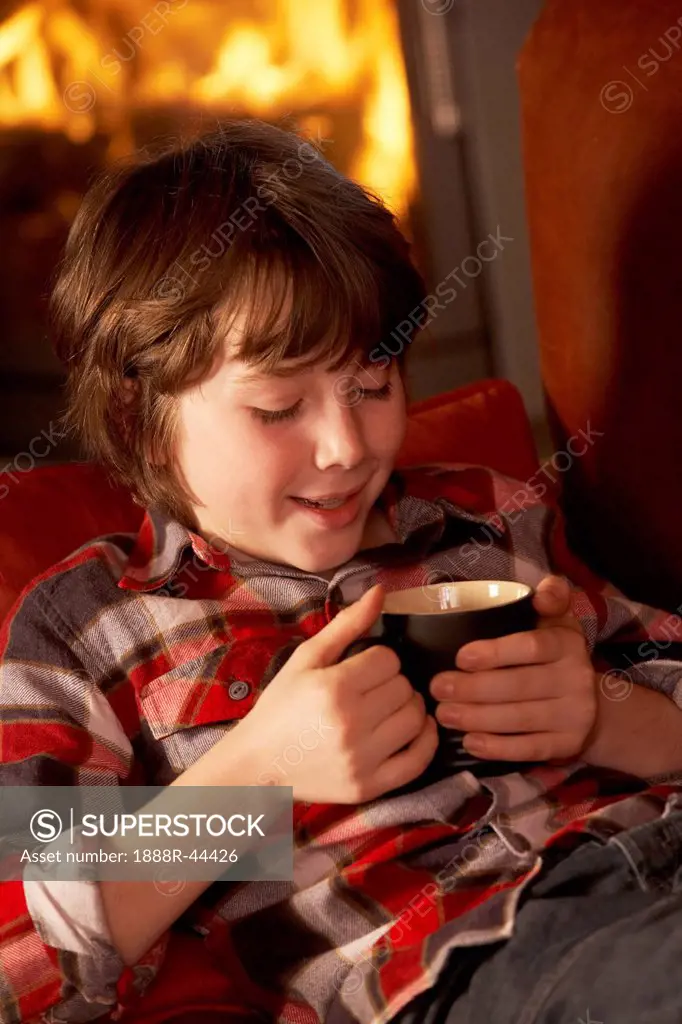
top-left (441, 706), bottom-right (462, 726)
top-left (463, 736), bottom-right (485, 755)
top-left (457, 650), bottom-right (481, 669)
top-left (435, 677), bottom-right (454, 698)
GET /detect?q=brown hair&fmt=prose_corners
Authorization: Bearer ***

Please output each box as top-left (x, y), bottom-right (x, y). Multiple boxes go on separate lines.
top-left (50, 118), bottom-right (426, 528)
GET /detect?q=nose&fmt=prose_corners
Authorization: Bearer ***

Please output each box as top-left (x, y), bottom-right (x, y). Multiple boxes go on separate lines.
top-left (312, 393), bottom-right (367, 472)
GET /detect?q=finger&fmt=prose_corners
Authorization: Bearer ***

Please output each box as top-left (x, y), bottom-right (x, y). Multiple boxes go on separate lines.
top-left (532, 575), bottom-right (571, 619)
top-left (364, 674), bottom-right (415, 723)
top-left (372, 715), bottom-right (439, 796)
top-left (462, 730), bottom-right (579, 762)
top-left (436, 697), bottom-right (560, 734)
top-left (295, 584), bottom-right (385, 669)
top-left (371, 691), bottom-right (426, 760)
top-left (338, 643), bottom-right (402, 693)
top-left (538, 610), bottom-right (584, 637)
top-left (456, 625), bottom-right (584, 671)
top-left (430, 666), bottom-right (567, 703)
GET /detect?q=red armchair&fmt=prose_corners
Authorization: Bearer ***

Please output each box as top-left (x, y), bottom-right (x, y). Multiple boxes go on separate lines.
top-left (0, 378), bottom-right (539, 624)
top-left (519, 0), bottom-right (682, 612)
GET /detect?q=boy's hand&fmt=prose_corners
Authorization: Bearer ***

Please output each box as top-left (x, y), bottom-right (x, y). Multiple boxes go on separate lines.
top-left (235, 585), bottom-right (438, 804)
top-left (429, 576), bottom-right (597, 762)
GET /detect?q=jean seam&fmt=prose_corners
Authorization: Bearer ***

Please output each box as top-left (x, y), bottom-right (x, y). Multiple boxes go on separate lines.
top-left (607, 835), bottom-right (650, 892)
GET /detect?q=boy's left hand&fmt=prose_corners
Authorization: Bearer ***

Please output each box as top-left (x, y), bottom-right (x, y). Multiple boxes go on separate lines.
top-left (429, 576), bottom-right (597, 762)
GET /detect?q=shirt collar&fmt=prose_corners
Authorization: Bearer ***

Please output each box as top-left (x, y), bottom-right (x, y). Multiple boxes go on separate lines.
top-left (118, 467), bottom-right (498, 593)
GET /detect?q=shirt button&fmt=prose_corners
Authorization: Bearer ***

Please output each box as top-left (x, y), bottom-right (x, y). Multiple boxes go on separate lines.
top-left (228, 680), bottom-right (250, 700)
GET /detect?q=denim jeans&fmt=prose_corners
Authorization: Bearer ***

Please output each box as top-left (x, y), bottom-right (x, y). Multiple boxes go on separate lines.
top-left (391, 807), bottom-right (682, 1024)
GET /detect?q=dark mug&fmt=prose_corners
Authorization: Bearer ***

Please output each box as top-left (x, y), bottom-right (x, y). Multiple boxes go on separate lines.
top-left (342, 580), bottom-right (540, 784)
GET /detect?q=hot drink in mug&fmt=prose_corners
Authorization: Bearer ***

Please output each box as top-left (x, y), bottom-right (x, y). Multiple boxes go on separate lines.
top-left (343, 580), bottom-right (540, 782)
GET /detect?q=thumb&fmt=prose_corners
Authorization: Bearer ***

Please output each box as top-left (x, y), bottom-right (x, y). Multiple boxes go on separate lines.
top-left (296, 584), bottom-right (385, 669)
top-left (533, 575), bottom-right (572, 620)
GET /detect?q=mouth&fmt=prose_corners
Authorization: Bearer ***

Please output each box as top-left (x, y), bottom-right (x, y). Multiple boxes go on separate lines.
top-left (287, 483), bottom-right (368, 529)
top-left (290, 486), bottom-right (364, 510)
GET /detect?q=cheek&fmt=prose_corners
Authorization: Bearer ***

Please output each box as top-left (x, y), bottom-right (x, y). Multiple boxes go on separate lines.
top-left (174, 402), bottom-right (236, 491)
top-left (366, 390), bottom-right (407, 457)
top-left (175, 404), bottom-right (291, 501)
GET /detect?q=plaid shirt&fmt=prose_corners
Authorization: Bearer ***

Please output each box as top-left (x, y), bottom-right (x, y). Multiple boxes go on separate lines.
top-left (2, 462), bottom-right (682, 1024)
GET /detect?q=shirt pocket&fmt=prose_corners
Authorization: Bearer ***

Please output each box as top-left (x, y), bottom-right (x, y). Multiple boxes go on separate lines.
top-left (137, 636), bottom-right (298, 780)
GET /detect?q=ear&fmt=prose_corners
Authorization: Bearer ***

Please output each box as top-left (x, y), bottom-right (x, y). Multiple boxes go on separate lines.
top-left (121, 375), bottom-right (139, 407)
top-left (120, 373), bottom-right (168, 467)
top-left (119, 375), bottom-right (143, 452)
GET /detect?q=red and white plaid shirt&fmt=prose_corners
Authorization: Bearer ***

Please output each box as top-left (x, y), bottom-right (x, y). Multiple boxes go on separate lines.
top-left (2, 462), bottom-right (682, 1024)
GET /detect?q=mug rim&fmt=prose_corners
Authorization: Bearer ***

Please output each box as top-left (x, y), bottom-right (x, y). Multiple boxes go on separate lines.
top-left (381, 580), bottom-right (535, 617)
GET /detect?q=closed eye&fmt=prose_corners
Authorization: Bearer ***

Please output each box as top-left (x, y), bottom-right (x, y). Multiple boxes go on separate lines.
top-left (250, 399), bottom-right (303, 425)
top-left (251, 381), bottom-right (393, 425)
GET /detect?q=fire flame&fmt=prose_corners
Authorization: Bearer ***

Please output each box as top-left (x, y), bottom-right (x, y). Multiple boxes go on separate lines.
top-left (0, 0), bottom-right (416, 218)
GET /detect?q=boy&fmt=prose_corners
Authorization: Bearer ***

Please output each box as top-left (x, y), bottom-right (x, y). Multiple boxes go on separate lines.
top-left (1, 119), bottom-right (682, 1024)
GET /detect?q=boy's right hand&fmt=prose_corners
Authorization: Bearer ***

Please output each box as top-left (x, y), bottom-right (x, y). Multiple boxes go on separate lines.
top-left (232, 585), bottom-right (438, 804)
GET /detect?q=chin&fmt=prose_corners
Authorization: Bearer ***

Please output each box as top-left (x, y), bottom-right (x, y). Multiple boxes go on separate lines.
top-left (293, 549), bottom-right (355, 574)
top-left (291, 534), bottom-right (363, 574)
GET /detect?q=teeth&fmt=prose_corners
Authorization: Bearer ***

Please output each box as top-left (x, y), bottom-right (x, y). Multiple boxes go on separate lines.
top-left (298, 496), bottom-right (347, 509)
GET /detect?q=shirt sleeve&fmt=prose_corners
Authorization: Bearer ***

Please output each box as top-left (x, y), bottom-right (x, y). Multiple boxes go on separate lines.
top-left (544, 497), bottom-right (682, 707)
top-left (0, 581), bottom-right (170, 1023)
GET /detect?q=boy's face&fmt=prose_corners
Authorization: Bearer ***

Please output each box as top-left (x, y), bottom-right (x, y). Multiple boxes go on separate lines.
top-left (173, 342), bottom-right (407, 573)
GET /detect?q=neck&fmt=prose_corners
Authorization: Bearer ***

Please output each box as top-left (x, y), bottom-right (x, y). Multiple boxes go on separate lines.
top-left (358, 505), bottom-right (398, 551)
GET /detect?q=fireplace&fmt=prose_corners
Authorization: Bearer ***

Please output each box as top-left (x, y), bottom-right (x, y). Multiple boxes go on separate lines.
top-left (0, 0), bottom-right (492, 461)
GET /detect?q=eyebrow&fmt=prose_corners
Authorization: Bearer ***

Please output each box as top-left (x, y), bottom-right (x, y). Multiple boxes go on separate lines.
top-left (235, 365), bottom-right (306, 383)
